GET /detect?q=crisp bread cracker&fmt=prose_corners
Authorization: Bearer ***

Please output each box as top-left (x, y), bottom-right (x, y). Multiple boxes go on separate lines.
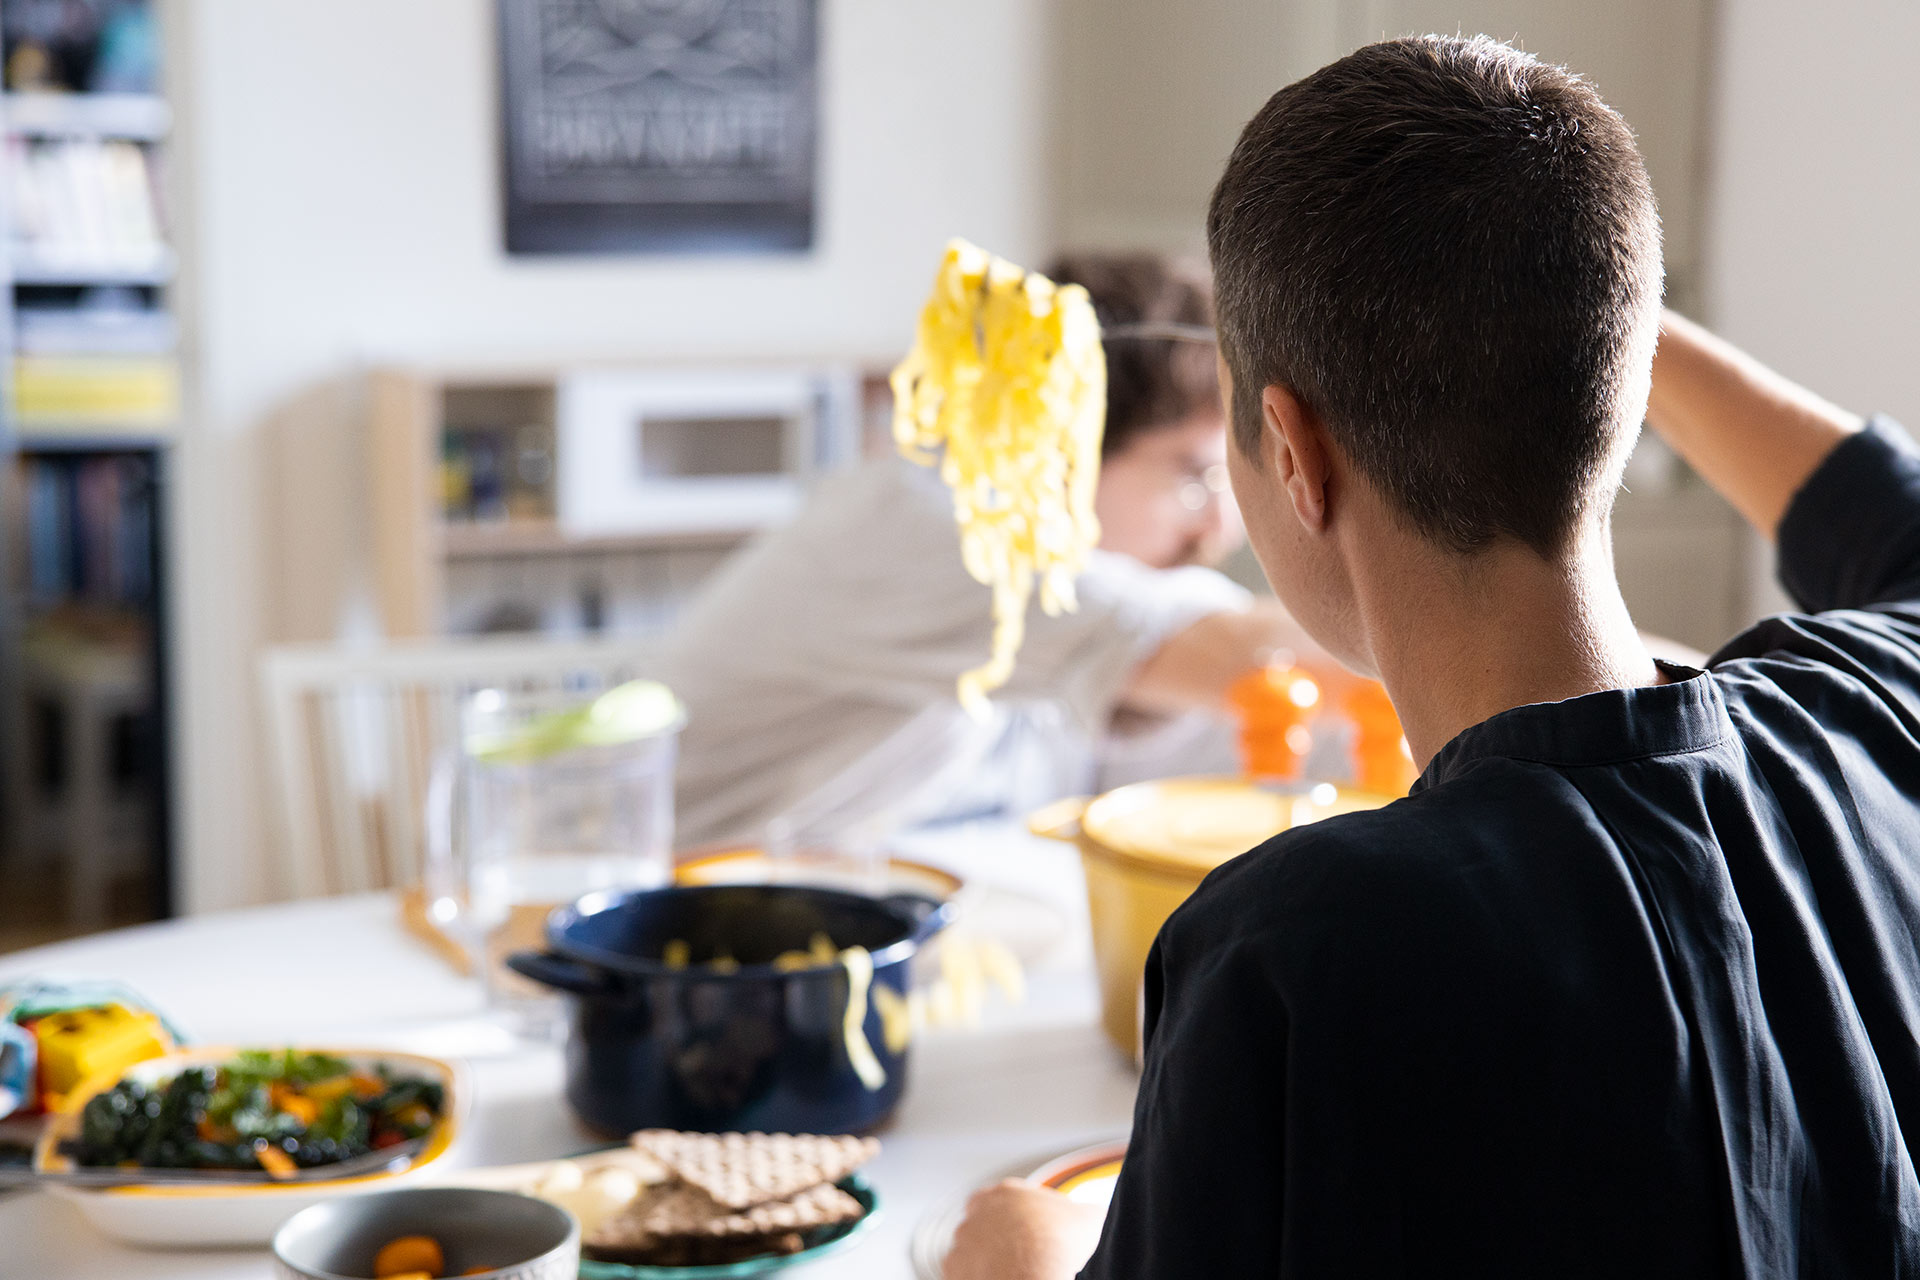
top-left (582, 1192), bottom-right (661, 1256)
top-left (631, 1129), bottom-right (880, 1209)
top-left (629, 1179), bottom-right (865, 1239)
top-left (582, 1177), bottom-right (863, 1266)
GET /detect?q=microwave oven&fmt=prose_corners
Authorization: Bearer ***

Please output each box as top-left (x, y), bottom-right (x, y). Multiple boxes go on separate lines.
top-left (554, 366), bottom-right (858, 538)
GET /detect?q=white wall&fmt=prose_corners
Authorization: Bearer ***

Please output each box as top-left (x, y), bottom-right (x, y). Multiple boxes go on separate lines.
top-left (1700, 0), bottom-right (1920, 618)
top-left (1055, 0), bottom-right (1308, 252)
top-left (168, 0), bottom-right (1057, 911)
top-left (1702, 1), bottom-right (1920, 420)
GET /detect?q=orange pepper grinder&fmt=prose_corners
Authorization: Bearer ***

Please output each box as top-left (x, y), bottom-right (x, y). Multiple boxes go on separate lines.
top-left (1226, 663), bottom-right (1321, 780)
top-left (1346, 679), bottom-right (1418, 796)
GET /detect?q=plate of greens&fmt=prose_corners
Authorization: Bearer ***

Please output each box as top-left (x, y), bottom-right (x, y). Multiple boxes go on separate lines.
top-left (33, 1045), bottom-right (466, 1247)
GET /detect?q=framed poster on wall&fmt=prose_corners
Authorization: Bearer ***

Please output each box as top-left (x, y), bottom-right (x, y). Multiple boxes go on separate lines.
top-left (499, 0), bottom-right (818, 255)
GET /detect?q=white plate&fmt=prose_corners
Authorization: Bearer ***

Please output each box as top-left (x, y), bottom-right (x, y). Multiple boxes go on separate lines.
top-left (34, 1046), bottom-right (467, 1248)
top-left (1026, 1140), bottom-right (1125, 1209)
top-left (909, 1139), bottom-right (1126, 1280)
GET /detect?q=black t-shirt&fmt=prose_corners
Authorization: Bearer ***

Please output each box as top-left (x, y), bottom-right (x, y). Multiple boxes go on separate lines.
top-left (1081, 419), bottom-right (1920, 1279)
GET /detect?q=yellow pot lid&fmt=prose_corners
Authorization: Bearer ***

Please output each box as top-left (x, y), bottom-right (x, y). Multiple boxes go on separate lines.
top-left (1081, 777), bottom-right (1390, 875)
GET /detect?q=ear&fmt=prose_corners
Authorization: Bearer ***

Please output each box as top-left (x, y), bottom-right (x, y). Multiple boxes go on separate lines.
top-left (1261, 384), bottom-right (1331, 534)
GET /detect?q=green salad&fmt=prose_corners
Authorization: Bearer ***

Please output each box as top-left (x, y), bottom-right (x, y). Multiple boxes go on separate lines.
top-left (75, 1049), bottom-right (444, 1172)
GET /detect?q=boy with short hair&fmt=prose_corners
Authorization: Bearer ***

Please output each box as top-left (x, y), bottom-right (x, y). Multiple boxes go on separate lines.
top-left (947, 34), bottom-right (1920, 1278)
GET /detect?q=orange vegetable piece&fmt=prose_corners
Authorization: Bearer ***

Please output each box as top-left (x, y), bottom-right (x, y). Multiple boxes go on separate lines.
top-left (463, 1270), bottom-right (494, 1277)
top-left (253, 1143), bottom-right (297, 1179)
top-left (269, 1082), bottom-right (320, 1126)
top-left (374, 1235), bottom-right (445, 1279)
top-left (381, 1273), bottom-right (434, 1280)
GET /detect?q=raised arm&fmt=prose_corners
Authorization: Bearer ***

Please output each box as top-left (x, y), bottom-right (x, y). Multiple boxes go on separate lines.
top-left (1644, 311), bottom-right (1862, 538)
top-left (1121, 599), bottom-right (1324, 715)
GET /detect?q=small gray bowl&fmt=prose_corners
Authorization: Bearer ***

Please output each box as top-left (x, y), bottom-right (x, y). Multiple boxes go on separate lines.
top-left (273, 1186), bottom-right (579, 1280)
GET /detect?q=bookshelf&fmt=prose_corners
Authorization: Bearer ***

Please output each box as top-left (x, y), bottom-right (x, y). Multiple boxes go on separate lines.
top-left (0, 0), bottom-right (177, 937)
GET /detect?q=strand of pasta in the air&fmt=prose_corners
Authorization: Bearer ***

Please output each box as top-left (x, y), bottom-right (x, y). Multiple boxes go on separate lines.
top-left (890, 240), bottom-right (1108, 720)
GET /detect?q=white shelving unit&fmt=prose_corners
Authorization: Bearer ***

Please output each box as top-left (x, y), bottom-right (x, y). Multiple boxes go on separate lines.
top-left (360, 366), bottom-right (876, 640)
top-left (2, 90), bottom-right (171, 140)
top-left (9, 251), bottom-right (175, 287)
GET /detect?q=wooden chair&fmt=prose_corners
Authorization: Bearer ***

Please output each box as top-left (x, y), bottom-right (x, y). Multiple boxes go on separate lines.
top-left (258, 635), bottom-right (660, 899)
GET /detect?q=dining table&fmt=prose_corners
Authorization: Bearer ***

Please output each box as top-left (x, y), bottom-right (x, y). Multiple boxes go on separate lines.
top-left (0, 821), bottom-right (1140, 1280)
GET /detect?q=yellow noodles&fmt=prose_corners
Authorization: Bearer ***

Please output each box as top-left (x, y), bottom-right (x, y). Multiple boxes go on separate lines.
top-left (647, 926), bottom-right (1027, 1070)
top-left (662, 931), bottom-right (836, 972)
top-left (838, 945), bottom-right (888, 1091)
top-left (871, 984), bottom-right (915, 1054)
top-left (891, 239), bottom-right (1107, 718)
top-left (772, 932), bottom-right (840, 972)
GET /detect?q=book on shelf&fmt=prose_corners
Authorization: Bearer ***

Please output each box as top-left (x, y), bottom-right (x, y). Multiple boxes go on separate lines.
top-left (11, 353), bottom-right (178, 426)
top-left (13, 451), bottom-right (154, 607)
top-left (6, 135), bottom-right (166, 277)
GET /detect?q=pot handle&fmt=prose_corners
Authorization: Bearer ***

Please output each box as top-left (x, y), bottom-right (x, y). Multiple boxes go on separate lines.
top-left (505, 950), bottom-right (615, 996)
top-left (1027, 795), bottom-right (1090, 842)
top-left (882, 893), bottom-right (957, 946)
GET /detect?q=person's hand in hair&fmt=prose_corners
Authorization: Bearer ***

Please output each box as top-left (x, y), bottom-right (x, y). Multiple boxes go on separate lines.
top-left (944, 1180), bottom-right (1107, 1280)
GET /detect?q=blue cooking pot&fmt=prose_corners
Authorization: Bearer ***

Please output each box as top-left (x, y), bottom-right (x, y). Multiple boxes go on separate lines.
top-left (508, 884), bottom-right (952, 1136)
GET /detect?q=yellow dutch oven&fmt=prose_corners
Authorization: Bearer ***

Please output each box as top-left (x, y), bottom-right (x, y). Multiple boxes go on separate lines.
top-left (1030, 777), bottom-right (1393, 1060)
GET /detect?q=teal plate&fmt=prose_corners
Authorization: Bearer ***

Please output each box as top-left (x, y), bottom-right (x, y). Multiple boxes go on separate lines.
top-left (578, 1175), bottom-right (880, 1279)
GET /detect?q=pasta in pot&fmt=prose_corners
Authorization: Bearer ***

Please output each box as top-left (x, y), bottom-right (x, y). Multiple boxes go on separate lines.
top-left (890, 239), bottom-right (1107, 718)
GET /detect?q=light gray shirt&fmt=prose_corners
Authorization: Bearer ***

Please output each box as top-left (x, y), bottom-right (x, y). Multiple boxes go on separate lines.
top-left (660, 458), bottom-right (1251, 851)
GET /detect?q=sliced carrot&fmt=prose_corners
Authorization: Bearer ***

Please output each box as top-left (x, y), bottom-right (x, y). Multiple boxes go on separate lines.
top-left (373, 1235), bottom-right (445, 1279)
top-left (269, 1084), bottom-right (319, 1126)
top-left (253, 1143), bottom-right (297, 1179)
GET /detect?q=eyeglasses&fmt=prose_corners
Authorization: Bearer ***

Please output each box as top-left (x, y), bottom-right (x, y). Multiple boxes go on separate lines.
top-left (1103, 321), bottom-right (1218, 345)
top-left (1177, 464), bottom-right (1231, 512)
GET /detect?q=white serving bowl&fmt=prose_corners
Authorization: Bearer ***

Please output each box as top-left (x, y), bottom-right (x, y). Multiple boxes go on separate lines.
top-left (33, 1045), bottom-right (467, 1248)
top-left (273, 1186), bottom-right (578, 1280)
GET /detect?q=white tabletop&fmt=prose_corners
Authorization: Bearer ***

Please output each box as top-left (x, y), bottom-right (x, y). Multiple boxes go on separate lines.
top-left (0, 823), bottom-right (1139, 1278)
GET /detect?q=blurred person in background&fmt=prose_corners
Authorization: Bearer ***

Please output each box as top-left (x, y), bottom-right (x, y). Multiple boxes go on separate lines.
top-left (660, 254), bottom-right (1321, 853)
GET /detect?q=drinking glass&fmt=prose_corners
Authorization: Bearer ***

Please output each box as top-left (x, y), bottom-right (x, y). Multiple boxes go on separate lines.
top-left (429, 681), bottom-right (684, 1039)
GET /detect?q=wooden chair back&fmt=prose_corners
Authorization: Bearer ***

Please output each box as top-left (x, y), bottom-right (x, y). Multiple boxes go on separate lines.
top-left (258, 636), bottom-right (659, 898)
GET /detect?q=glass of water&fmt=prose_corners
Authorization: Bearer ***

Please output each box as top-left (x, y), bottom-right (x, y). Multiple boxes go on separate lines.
top-left (450, 681), bottom-right (684, 1039)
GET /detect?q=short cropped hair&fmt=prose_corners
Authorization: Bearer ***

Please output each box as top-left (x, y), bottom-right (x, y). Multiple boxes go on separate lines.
top-left (1206, 35), bottom-right (1662, 555)
top-left (1047, 254), bottom-right (1218, 460)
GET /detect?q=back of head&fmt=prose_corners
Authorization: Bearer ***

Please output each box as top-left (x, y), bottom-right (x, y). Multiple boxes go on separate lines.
top-left (1207, 35), bottom-right (1663, 556)
top-left (1046, 253), bottom-right (1218, 460)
